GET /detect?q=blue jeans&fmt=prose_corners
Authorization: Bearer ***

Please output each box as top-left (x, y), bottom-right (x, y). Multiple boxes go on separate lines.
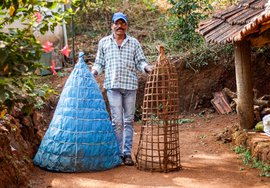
top-left (107, 89), bottom-right (136, 156)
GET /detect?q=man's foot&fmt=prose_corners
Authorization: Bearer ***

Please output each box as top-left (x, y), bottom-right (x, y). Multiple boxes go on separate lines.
top-left (123, 155), bottom-right (134, 166)
top-left (120, 156), bottom-right (125, 164)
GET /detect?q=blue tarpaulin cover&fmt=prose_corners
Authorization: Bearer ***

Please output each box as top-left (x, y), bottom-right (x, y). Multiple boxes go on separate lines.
top-left (34, 52), bottom-right (121, 172)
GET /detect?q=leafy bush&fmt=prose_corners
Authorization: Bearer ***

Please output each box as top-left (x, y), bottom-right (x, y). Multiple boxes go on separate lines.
top-left (0, 0), bottom-right (77, 115)
top-left (182, 43), bottom-right (234, 70)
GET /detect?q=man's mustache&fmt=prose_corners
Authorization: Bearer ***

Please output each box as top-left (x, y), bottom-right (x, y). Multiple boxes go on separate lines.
top-left (116, 28), bottom-right (124, 31)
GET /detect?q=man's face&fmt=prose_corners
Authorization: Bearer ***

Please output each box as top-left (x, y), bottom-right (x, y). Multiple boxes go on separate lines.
top-left (112, 19), bottom-right (128, 36)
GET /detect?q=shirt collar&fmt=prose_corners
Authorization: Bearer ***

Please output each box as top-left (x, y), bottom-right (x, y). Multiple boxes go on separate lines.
top-left (109, 33), bottom-right (130, 41)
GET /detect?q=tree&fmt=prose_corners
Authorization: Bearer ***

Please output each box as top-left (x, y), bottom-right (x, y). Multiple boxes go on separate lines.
top-left (167, 0), bottom-right (212, 50)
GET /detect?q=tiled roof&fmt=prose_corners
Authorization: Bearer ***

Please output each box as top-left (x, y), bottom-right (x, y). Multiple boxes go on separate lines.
top-left (198, 0), bottom-right (270, 44)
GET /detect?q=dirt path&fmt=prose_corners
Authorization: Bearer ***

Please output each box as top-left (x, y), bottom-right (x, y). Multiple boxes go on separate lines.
top-left (29, 113), bottom-right (270, 188)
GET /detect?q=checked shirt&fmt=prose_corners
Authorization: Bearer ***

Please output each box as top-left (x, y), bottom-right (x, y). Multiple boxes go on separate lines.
top-left (92, 34), bottom-right (148, 90)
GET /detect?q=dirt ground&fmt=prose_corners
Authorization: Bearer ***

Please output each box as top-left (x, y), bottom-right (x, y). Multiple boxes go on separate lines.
top-left (29, 113), bottom-right (270, 188)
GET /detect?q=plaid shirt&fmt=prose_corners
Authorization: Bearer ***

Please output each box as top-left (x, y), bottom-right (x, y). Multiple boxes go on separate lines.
top-left (92, 34), bottom-right (148, 90)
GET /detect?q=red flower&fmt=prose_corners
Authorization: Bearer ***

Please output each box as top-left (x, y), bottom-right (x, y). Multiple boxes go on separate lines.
top-left (35, 12), bottom-right (42, 23)
top-left (42, 41), bottom-right (53, 53)
top-left (61, 45), bottom-right (69, 58)
top-left (51, 61), bottom-right (57, 75)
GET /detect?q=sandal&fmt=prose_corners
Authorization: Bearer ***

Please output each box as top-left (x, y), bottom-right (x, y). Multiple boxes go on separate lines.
top-left (124, 155), bottom-right (134, 166)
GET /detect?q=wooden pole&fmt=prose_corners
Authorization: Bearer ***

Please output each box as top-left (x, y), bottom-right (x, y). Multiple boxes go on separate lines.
top-left (234, 41), bottom-right (254, 129)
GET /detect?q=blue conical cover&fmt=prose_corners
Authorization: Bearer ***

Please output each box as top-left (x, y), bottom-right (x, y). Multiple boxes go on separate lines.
top-left (34, 52), bottom-right (121, 172)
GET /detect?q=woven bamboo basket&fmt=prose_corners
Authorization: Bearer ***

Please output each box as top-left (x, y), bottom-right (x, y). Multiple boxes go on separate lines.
top-left (135, 46), bottom-right (181, 172)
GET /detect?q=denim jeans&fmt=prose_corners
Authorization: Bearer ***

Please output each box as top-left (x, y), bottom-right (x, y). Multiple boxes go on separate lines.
top-left (107, 89), bottom-right (137, 156)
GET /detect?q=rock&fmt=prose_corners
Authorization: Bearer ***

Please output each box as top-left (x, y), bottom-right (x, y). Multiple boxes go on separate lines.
top-left (248, 133), bottom-right (270, 165)
top-left (32, 111), bottom-right (43, 127)
top-left (216, 130), bottom-right (232, 143)
top-left (232, 130), bottom-right (248, 146)
top-left (0, 126), bottom-right (9, 133)
top-left (11, 103), bottom-right (23, 118)
top-left (21, 116), bottom-right (33, 127)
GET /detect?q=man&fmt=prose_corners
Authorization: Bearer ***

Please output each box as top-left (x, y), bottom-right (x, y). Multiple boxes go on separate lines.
top-left (91, 12), bottom-right (153, 166)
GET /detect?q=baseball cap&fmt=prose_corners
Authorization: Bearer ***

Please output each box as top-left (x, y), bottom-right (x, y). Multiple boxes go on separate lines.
top-left (112, 12), bottom-right (128, 23)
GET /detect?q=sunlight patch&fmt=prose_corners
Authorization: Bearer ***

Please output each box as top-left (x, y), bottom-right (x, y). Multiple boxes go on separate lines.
top-left (172, 177), bottom-right (228, 188)
top-left (190, 153), bottom-right (235, 162)
top-left (52, 177), bottom-right (140, 188)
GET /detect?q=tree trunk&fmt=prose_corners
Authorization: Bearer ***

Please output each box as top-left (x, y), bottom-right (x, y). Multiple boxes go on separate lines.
top-left (234, 41), bottom-right (254, 129)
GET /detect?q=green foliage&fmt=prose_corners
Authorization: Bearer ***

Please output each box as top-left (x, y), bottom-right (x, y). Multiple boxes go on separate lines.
top-left (166, 0), bottom-right (213, 51)
top-left (0, 75), bottom-right (58, 115)
top-left (234, 146), bottom-right (270, 177)
top-left (0, 0), bottom-right (78, 114)
top-left (253, 46), bottom-right (270, 59)
top-left (0, 1), bottom-right (75, 76)
top-left (233, 145), bottom-right (245, 154)
top-left (211, 0), bottom-right (238, 8)
top-left (178, 118), bottom-right (194, 124)
top-left (0, 30), bottom-right (42, 77)
top-left (182, 43), bottom-right (233, 71)
top-left (142, 0), bottom-right (158, 11)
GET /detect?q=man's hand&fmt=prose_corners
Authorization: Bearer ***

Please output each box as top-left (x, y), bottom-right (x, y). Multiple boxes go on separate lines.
top-left (91, 69), bottom-right (98, 76)
top-left (144, 65), bottom-right (154, 74)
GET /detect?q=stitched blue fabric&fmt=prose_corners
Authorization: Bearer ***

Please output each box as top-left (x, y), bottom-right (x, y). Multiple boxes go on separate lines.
top-left (34, 52), bottom-right (121, 172)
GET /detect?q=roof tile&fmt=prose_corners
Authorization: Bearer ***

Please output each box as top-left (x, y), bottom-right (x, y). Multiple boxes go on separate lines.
top-left (198, 0), bottom-right (270, 44)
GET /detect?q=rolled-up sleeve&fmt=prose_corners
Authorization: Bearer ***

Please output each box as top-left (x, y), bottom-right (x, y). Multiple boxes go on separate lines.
top-left (134, 41), bottom-right (148, 73)
top-left (92, 41), bottom-right (105, 75)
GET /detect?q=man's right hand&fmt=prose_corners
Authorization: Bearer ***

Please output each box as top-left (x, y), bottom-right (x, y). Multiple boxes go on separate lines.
top-left (144, 65), bottom-right (154, 74)
top-left (91, 69), bottom-right (98, 76)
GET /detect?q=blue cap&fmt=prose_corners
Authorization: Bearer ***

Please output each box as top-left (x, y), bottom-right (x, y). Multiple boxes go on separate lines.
top-left (112, 12), bottom-right (128, 23)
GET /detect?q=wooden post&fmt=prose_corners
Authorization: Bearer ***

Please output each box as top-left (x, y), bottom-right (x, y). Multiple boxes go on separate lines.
top-left (234, 41), bottom-right (254, 129)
